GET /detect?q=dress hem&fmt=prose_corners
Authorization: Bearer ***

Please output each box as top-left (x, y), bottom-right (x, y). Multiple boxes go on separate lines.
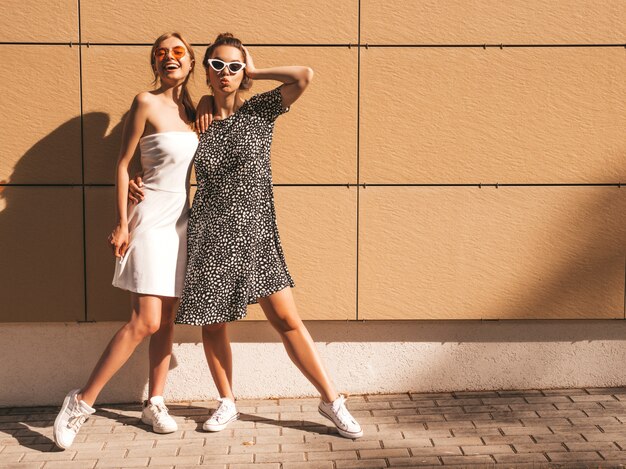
top-left (112, 282), bottom-right (181, 298)
top-left (247, 280), bottom-right (295, 305)
top-left (174, 310), bottom-right (247, 326)
top-left (174, 280), bottom-right (295, 326)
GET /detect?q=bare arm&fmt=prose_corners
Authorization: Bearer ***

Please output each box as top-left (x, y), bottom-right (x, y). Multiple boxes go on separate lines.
top-left (242, 45), bottom-right (313, 108)
top-left (108, 93), bottom-right (149, 257)
top-left (195, 95), bottom-right (215, 133)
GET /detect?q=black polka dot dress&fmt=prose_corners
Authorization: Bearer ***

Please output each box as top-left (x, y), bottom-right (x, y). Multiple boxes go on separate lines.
top-left (175, 84), bottom-right (296, 326)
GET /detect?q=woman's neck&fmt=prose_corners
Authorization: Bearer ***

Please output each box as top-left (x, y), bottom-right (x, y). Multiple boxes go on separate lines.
top-left (213, 91), bottom-right (242, 119)
top-left (159, 82), bottom-right (184, 103)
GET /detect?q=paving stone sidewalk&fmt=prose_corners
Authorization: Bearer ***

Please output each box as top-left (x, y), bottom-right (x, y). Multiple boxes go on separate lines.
top-left (2, 387), bottom-right (626, 469)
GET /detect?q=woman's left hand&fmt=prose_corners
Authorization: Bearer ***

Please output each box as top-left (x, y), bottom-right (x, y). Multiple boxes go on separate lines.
top-left (128, 174), bottom-right (144, 204)
top-left (242, 45), bottom-right (257, 79)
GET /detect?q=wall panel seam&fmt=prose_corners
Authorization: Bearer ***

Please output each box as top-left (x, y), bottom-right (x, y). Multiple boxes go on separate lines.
top-left (1, 183), bottom-right (622, 187)
top-left (0, 42), bottom-right (356, 47)
top-left (78, 0), bottom-right (88, 322)
top-left (361, 43), bottom-right (626, 48)
top-left (356, 0), bottom-right (361, 321)
top-left (2, 42), bottom-right (626, 48)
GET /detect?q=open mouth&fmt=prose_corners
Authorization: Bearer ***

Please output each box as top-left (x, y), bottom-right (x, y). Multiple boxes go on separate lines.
top-left (164, 63), bottom-right (180, 71)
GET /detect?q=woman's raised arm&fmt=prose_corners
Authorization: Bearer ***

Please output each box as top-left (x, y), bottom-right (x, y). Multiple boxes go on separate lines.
top-left (242, 45), bottom-right (313, 108)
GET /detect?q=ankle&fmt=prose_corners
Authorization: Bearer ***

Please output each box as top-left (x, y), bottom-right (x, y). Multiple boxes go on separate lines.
top-left (77, 391), bottom-right (95, 408)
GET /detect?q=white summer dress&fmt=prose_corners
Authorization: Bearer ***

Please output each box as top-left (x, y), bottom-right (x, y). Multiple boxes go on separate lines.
top-left (112, 131), bottom-right (199, 297)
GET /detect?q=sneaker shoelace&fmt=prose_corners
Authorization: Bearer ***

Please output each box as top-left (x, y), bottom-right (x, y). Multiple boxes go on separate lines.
top-left (332, 396), bottom-right (356, 426)
top-left (67, 412), bottom-right (88, 431)
top-left (152, 403), bottom-right (171, 426)
top-left (211, 400), bottom-right (233, 422)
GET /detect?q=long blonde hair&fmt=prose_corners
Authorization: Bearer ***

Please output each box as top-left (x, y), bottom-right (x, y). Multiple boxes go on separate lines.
top-left (150, 32), bottom-right (196, 123)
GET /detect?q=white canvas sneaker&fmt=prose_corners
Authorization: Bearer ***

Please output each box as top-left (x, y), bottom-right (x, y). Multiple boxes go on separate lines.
top-left (141, 396), bottom-right (178, 434)
top-left (53, 389), bottom-right (96, 449)
top-left (318, 393), bottom-right (363, 438)
top-left (202, 396), bottom-right (239, 431)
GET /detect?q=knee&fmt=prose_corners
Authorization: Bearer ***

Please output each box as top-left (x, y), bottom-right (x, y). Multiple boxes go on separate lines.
top-left (272, 315), bottom-right (303, 335)
top-left (126, 318), bottom-right (161, 339)
top-left (159, 319), bottom-right (174, 333)
top-left (202, 323), bottom-right (226, 336)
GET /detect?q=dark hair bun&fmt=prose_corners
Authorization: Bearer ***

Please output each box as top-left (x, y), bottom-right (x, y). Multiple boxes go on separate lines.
top-left (216, 32), bottom-right (235, 41)
top-left (203, 32), bottom-right (252, 91)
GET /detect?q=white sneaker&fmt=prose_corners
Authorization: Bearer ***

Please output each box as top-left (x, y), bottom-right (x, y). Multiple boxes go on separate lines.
top-left (53, 389), bottom-right (95, 449)
top-left (318, 393), bottom-right (363, 438)
top-left (141, 396), bottom-right (178, 434)
top-left (202, 397), bottom-right (239, 431)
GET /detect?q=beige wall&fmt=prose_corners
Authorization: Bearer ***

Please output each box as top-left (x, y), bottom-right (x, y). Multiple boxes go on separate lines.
top-left (5, 319), bottom-right (626, 406)
top-left (0, 1), bottom-right (624, 322)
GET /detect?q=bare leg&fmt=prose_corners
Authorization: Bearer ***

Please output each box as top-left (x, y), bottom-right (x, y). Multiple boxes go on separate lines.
top-left (79, 294), bottom-right (164, 406)
top-left (258, 287), bottom-right (338, 403)
top-left (201, 323), bottom-right (235, 401)
top-left (148, 297), bottom-right (177, 398)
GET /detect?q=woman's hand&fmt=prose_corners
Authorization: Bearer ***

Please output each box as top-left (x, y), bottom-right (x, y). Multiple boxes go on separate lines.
top-left (242, 45), bottom-right (257, 79)
top-left (128, 173), bottom-right (144, 204)
top-left (108, 223), bottom-right (129, 258)
top-left (196, 95), bottom-right (215, 133)
top-left (238, 46), bottom-right (312, 108)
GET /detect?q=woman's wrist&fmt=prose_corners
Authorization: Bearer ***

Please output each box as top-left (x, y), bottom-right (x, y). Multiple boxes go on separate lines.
top-left (246, 67), bottom-right (259, 80)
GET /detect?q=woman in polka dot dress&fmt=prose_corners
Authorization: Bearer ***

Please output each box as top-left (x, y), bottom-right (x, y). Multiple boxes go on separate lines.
top-left (149, 32), bottom-right (361, 438)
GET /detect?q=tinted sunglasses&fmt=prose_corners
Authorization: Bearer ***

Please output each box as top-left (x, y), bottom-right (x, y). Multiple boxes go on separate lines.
top-left (155, 46), bottom-right (186, 61)
top-left (207, 58), bottom-right (246, 73)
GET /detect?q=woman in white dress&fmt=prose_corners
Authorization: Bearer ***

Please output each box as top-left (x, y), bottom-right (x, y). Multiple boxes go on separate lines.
top-left (53, 32), bottom-right (198, 450)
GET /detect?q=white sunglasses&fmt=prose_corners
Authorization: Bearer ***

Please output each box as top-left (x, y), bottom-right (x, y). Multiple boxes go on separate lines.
top-left (207, 58), bottom-right (246, 73)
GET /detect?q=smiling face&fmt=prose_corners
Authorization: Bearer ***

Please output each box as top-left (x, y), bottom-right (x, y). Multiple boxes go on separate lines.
top-left (206, 45), bottom-right (246, 94)
top-left (153, 36), bottom-right (194, 84)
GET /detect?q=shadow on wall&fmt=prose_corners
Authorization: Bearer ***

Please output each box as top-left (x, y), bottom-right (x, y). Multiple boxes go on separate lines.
top-left (489, 185), bottom-right (625, 320)
top-left (0, 112), bottom-right (142, 323)
top-left (0, 113), bottom-right (624, 333)
top-left (1, 114), bottom-right (89, 322)
top-left (394, 169), bottom-right (626, 392)
top-left (0, 111), bottom-right (181, 403)
top-left (0, 110), bottom-right (625, 404)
